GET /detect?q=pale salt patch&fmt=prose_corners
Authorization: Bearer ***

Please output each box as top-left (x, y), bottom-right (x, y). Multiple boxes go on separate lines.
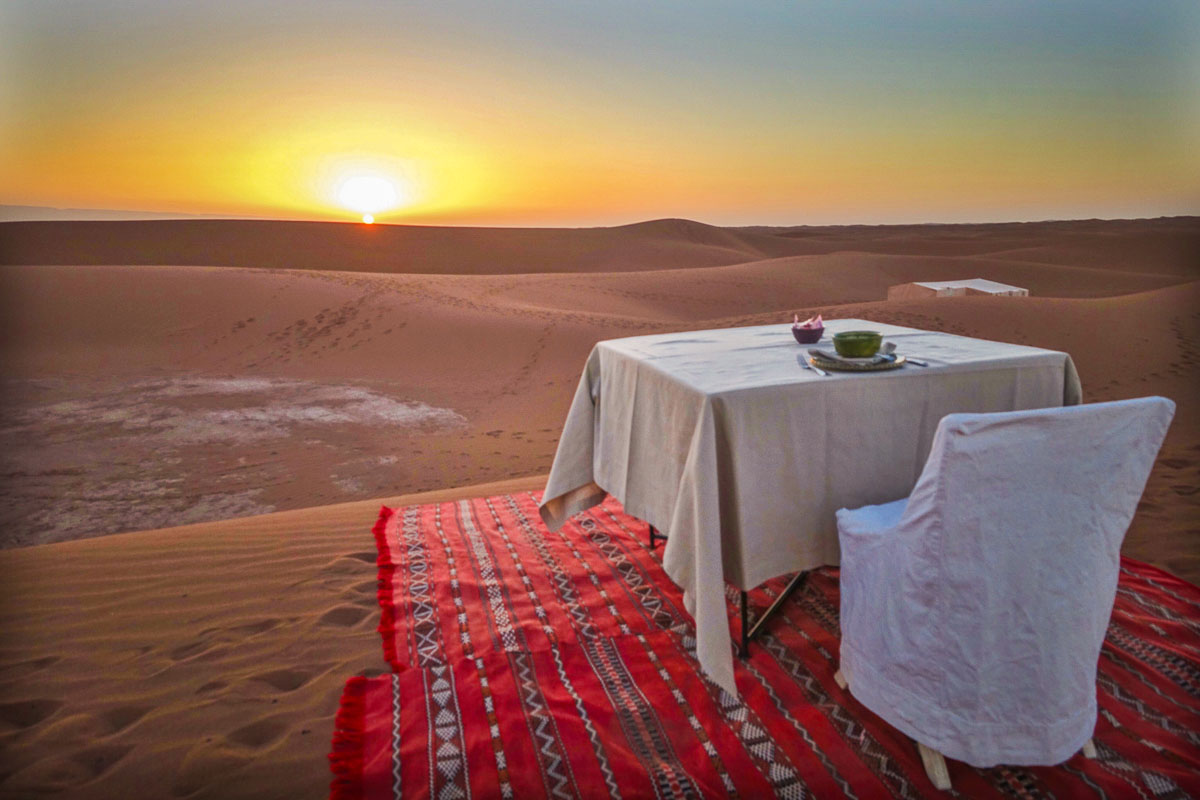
top-left (154, 378), bottom-right (281, 395)
top-left (4, 377), bottom-right (466, 444)
top-left (0, 376), bottom-right (467, 547)
top-left (16, 484), bottom-right (272, 547)
top-left (333, 477), bottom-right (367, 494)
top-left (175, 490), bottom-right (276, 526)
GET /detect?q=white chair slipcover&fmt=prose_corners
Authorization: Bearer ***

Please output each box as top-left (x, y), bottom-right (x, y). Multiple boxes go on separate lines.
top-left (836, 396), bottom-right (1175, 768)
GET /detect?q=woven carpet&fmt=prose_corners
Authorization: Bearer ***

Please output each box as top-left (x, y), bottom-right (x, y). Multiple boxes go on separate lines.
top-left (330, 492), bottom-right (1200, 799)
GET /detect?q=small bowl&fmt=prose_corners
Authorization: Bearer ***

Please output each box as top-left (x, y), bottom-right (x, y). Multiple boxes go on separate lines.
top-left (792, 325), bottom-right (824, 344)
top-left (832, 330), bottom-right (882, 357)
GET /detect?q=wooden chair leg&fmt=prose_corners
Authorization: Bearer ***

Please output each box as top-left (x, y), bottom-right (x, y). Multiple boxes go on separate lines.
top-left (917, 742), bottom-right (952, 791)
top-left (1082, 738), bottom-right (1097, 759)
top-left (834, 669), bottom-right (847, 689)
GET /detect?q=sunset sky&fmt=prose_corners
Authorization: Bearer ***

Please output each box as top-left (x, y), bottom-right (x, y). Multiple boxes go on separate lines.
top-left (1, 1), bottom-right (1197, 226)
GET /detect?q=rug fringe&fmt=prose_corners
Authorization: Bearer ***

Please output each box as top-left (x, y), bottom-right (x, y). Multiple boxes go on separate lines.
top-left (328, 675), bottom-right (368, 800)
top-left (1123, 556), bottom-right (1200, 593)
top-left (372, 506), bottom-right (402, 671)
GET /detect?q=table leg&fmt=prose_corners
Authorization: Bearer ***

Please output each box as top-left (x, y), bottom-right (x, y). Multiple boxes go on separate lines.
top-left (648, 524), bottom-right (666, 549)
top-left (740, 591), bottom-right (749, 657)
top-left (739, 570), bottom-right (810, 658)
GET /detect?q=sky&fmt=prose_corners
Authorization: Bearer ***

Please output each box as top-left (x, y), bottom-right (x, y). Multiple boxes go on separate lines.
top-left (1, 0), bottom-right (1197, 227)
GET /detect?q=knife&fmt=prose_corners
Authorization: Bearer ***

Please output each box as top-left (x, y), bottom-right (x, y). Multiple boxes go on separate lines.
top-left (878, 352), bottom-right (931, 367)
top-left (882, 352), bottom-right (928, 367)
top-left (881, 342), bottom-right (928, 367)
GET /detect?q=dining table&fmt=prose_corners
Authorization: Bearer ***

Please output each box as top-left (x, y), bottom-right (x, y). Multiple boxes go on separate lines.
top-left (539, 319), bottom-right (1082, 696)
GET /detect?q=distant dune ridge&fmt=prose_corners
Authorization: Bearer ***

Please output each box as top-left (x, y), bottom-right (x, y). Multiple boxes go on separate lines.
top-left (0, 215), bottom-right (1197, 799)
top-left (3, 215), bottom-right (1197, 274)
top-left (0, 217), bottom-right (811, 274)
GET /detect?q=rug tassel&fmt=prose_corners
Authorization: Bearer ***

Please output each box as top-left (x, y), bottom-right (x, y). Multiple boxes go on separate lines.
top-left (371, 506), bottom-right (404, 671)
top-left (328, 675), bottom-right (368, 800)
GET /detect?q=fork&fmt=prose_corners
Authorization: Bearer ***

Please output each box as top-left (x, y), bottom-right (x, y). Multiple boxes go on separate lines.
top-left (798, 353), bottom-right (828, 376)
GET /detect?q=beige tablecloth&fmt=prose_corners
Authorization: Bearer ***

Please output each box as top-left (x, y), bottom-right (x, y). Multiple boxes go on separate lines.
top-left (539, 320), bottom-right (1082, 695)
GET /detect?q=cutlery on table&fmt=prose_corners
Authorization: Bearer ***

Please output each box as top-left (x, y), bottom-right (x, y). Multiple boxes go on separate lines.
top-left (798, 354), bottom-right (828, 376)
top-left (811, 348), bottom-right (888, 367)
top-left (812, 348), bottom-right (854, 364)
top-left (882, 341), bottom-right (928, 367)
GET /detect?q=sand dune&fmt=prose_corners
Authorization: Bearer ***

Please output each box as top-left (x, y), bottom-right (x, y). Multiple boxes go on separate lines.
top-left (0, 264), bottom-right (630, 547)
top-left (1, 217), bottom-right (1198, 550)
top-left (0, 217), bottom-right (812, 275)
top-left (3, 234), bottom-right (1194, 549)
top-left (0, 217), bottom-right (1198, 798)
top-left (741, 216), bottom-right (1200, 274)
top-left (0, 477), bottom-right (544, 800)
top-left (4, 216), bottom-right (1196, 276)
top-left (463, 250), bottom-right (1186, 322)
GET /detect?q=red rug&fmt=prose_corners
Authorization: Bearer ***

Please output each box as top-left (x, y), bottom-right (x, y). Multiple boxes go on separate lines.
top-left (331, 492), bottom-right (1200, 799)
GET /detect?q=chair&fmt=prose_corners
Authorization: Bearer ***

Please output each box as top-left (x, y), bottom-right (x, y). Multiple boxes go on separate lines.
top-left (833, 397), bottom-right (1175, 789)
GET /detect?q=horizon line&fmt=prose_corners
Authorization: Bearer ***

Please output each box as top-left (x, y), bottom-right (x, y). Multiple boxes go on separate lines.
top-left (2, 204), bottom-right (1197, 231)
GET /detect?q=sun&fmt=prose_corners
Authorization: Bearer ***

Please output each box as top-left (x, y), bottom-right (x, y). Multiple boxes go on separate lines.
top-left (337, 175), bottom-right (399, 219)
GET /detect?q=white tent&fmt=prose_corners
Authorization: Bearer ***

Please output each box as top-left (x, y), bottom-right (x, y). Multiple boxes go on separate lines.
top-left (888, 278), bottom-right (1028, 301)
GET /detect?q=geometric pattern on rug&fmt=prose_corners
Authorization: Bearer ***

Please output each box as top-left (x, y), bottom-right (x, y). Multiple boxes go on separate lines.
top-left (330, 492), bottom-right (1200, 799)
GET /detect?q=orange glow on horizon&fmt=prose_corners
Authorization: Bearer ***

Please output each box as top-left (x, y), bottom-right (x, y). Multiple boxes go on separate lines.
top-left (2, 12), bottom-right (1190, 227)
top-left (2, 97), bottom-right (1193, 227)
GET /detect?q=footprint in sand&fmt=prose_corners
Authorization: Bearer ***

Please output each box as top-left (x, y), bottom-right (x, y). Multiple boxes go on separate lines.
top-left (190, 645), bottom-right (233, 663)
top-left (321, 555), bottom-right (377, 576)
top-left (0, 698), bottom-right (64, 729)
top-left (71, 743), bottom-right (135, 779)
top-left (0, 655), bottom-right (61, 684)
top-left (168, 641), bottom-right (213, 662)
top-left (3, 743), bottom-right (135, 794)
top-left (350, 579), bottom-right (379, 596)
top-left (97, 705), bottom-right (153, 734)
top-left (318, 605), bottom-right (371, 627)
top-left (197, 618), bottom-right (282, 640)
top-left (226, 716), bottom-right (290, 749)
top-left (227, 618), bottom-right (284, 638)
top-left (36, 705), bottom-right (153, 741)
top-left (251, 667), bottom-right (316, 693)
top-left (171, 743), bottom-right (247, 796)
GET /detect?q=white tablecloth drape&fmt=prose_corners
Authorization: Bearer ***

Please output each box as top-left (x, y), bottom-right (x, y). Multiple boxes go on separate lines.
top-left (540, 320), bottom-right (1082, 695)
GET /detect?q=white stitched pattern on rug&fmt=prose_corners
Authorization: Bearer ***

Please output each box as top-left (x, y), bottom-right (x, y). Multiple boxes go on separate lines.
top-left (392, 672), bottom-right (402, 800)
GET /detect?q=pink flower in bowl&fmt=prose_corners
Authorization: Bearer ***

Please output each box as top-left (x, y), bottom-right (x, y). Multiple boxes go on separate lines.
top-left (792, 314), bottom-right (824, 344)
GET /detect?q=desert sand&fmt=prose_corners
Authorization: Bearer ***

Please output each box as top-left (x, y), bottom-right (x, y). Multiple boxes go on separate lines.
top-left (0, 216), bottom-right (1197, 798)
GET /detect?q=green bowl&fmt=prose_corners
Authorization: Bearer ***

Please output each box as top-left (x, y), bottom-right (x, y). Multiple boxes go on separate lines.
top-left (832, 330), bottom-right (882, 357)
